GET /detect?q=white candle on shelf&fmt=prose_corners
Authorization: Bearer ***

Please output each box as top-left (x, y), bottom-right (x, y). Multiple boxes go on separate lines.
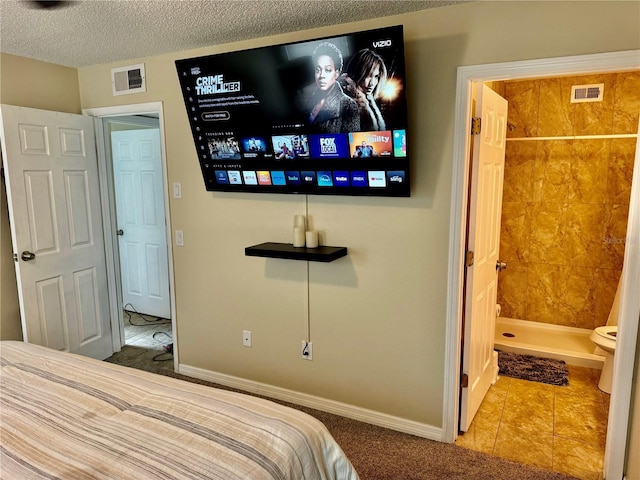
top-left (293, 227), bottom-right (305, 247)
top-left (305, 230), bottom-right (318, 248)
top-left (293, 215), bottom-right (306, 230)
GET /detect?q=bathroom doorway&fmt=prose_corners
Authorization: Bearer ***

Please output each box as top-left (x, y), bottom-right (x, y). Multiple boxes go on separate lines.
top-left (465, 71), bottom-right (638, 478)
top-left (445, 50), bottom-right (640, 480)
top-left (458, 75), bottom-right (626, 479)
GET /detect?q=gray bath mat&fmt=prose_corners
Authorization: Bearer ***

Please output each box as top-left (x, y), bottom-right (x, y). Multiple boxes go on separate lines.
top-left (497, 350), bottom-right (569, 386)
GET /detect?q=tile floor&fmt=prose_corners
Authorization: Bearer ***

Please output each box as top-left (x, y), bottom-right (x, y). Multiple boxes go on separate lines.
top-left (455, 365), bottom-right (609, 480)
top-left (123, 309), bottom-right (173, 350)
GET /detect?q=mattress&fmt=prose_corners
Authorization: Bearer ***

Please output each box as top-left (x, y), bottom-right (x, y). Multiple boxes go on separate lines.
top-left (0, 341), bottom-right (359, 479)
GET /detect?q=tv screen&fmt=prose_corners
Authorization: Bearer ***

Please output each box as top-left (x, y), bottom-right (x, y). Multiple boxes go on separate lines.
top-left (175, 25), bottom-right (410, 197)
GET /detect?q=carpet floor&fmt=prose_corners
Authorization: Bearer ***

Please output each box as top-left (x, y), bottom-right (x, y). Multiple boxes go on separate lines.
top-left (105, 345), bottom-right (578, 480)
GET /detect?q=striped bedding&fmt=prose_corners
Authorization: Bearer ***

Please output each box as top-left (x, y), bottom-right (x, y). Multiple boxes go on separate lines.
top-left (0, 341), bottom-right (359, 480)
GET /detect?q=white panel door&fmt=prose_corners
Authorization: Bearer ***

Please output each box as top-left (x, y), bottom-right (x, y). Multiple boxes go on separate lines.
top-left (0, 105), bottom-right (113, 360)
top-left (460, 85), bottom-right (508, 432)
top-left (112, 129), bottom-right (170, 318)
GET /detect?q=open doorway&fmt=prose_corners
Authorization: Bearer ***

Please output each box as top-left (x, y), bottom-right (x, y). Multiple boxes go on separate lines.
top-left (84, 102), bottom-right (177, 372)
top-left (444, 50), bottom-right (640, 480)
top-left (456, 71), bottom-right (637, 478)
top-left (104, 115), bottom-right (173, 362)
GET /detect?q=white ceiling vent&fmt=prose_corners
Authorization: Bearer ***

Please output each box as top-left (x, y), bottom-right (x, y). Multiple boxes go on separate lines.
top-left (570, 83), bottom-right (604, 103)
top-left (111, 63), bottom-right (146, 96)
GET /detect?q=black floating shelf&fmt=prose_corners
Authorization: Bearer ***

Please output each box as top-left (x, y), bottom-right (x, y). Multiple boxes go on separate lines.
top-left (245, 242), bottom-right (347, 263)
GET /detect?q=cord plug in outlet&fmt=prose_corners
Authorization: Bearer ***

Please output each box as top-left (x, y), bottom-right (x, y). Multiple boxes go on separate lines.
top-left (301, 341), bottom-right (312, 360)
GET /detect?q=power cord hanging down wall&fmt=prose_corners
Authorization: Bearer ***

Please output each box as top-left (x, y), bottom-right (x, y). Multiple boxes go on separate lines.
top-left (302, 195), bottom-right (312, 360)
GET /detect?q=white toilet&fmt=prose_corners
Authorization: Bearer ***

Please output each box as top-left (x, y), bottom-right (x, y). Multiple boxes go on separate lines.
top-left (590, 326), bottom-right (617, 394)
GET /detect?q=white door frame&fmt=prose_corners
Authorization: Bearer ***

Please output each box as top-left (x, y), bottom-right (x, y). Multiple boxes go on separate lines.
top-left (443, 51), bottom-right (640, 480)
top-left (83, 102), bottom-right (177, 371)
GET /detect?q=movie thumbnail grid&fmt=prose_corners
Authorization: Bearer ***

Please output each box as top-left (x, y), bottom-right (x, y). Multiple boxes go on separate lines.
top-left (205, 129), bottom-right (407, 161)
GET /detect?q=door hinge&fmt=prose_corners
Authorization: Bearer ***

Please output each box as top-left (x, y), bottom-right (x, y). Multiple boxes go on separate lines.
top-left (465, 250), bottom-right (474, 267)
top-left (471, 117), bottom-right (481, 135)
top-left (461, 373), bottom-right (469, 388)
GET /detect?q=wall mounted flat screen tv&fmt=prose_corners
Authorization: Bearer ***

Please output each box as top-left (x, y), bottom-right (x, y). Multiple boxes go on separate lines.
top-left (175, 25), bottom-right (410, 197)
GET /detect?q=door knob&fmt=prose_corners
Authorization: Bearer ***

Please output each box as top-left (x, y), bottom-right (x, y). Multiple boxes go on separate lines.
top-left (21, 251), bottom-right (36, 261)
top-left (116, 229), bottom-right (124, 236)
top-left (496, 260), bottom-right (507, 271)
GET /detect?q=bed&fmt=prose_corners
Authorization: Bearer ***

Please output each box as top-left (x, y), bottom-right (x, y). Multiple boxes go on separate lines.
top-left (0, 341), bottom-right (359, 479)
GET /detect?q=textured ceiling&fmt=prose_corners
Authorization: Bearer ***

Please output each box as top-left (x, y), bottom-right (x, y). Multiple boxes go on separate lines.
top-left (0, 0), bottom-right (468, 68)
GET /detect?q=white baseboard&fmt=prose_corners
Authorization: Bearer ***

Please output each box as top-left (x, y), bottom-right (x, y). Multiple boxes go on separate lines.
top-left (178, 363), bottom-right (443, 442)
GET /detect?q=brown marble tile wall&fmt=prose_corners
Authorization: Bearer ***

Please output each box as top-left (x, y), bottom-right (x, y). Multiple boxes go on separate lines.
top-left (496, 72), bottom-right (639, 329)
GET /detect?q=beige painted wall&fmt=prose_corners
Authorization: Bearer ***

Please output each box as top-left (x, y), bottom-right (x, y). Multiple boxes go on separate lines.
top-left (0, 53), bottom-right (81, 113)
top-left (0, 54), bottom-right (81, 340)
top-left (76, 1), bottom-right (640, 431)
top-left (0, 164), bottom-right (21, 341)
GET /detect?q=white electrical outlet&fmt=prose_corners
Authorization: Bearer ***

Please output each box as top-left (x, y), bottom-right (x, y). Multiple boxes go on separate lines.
top-left (243, 330), bottom-right (252, 347)
top-left (301, 341), bottom-right (312, 360)
top-left (173, 182), bottom-right (182, 198)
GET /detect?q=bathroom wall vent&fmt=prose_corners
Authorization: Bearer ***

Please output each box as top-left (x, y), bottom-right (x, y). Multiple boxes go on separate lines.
top-left (570, 83), bottom-right (604, 103)
top-left (111, 63), bottom-right (146, 96)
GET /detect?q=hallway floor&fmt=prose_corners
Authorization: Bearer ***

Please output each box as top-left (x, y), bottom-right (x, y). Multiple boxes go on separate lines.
top-left (455, 365), bottom-right (609, 480)
top-left (124, 309), bottom-right (172, 354)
